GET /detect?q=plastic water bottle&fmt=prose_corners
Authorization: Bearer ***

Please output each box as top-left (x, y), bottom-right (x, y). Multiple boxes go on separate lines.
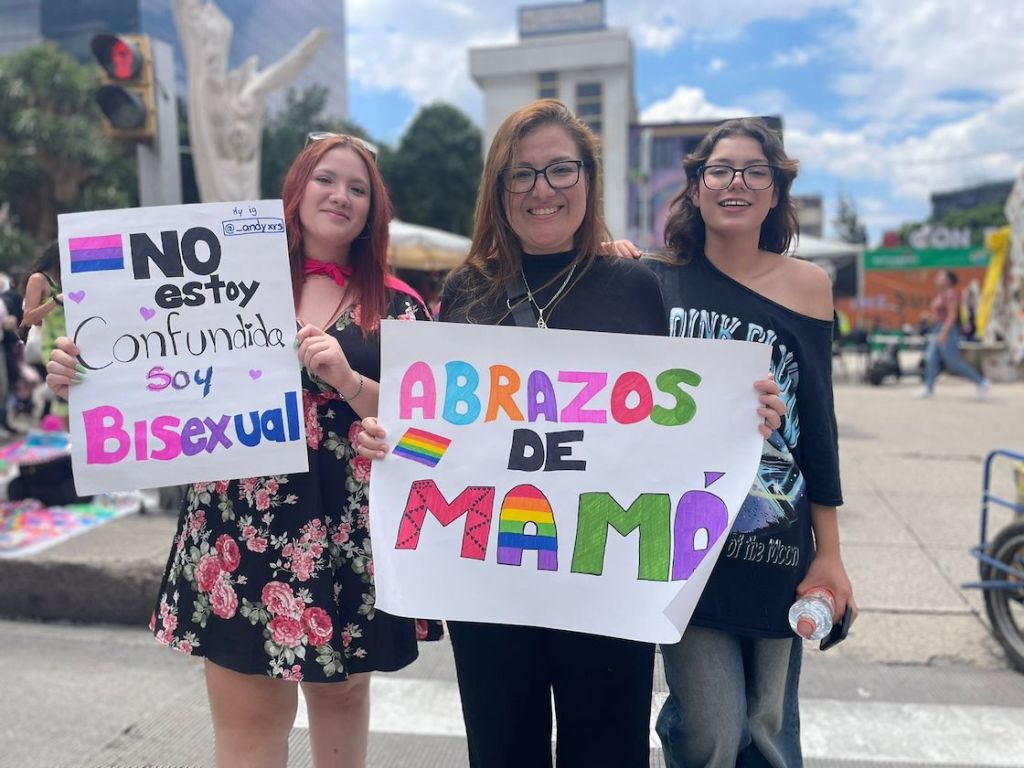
top-left (788, 588), bottom-right (835, 640)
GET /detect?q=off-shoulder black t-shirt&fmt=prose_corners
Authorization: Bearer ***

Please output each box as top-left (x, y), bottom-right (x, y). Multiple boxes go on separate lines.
top-left (645, 253), bottom-right (843, 637)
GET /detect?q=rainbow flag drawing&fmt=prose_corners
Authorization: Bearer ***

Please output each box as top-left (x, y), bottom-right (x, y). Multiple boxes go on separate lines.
top-left (68, 235), bottom-right (124, 273)
top-left (393, 428), bottom-right (452, 467)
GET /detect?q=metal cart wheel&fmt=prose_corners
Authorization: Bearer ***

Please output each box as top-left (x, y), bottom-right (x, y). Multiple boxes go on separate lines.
top-left (983, 520), bottom-right (1024, 672)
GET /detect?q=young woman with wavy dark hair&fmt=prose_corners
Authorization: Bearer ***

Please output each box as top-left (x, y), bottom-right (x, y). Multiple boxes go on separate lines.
top-left (645, 117), bottom-right (857, 768)
top-left (46, 135), bottom-right (436, 768)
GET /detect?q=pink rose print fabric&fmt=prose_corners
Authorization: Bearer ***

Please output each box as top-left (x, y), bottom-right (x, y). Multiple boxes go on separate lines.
top-left (150, 294), bottom-right (441, 681)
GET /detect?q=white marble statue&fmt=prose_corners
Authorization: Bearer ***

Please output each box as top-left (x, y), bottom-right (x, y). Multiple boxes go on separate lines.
top-left (172, 0), bottom-right (329, 202)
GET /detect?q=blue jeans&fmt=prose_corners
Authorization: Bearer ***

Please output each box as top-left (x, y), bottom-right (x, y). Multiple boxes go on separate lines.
top-left (923, 324), bottom-right (984, 391)
top-left (656, 626), bottom-right (803, 768)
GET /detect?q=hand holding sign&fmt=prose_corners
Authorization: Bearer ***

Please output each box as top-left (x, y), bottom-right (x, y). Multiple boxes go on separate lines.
top-left (356, 416), bottom-right (388, 460)
top-left (45, 336), bottom-right (83, 401)
top-left (296, 323), bottom-right (360, 398)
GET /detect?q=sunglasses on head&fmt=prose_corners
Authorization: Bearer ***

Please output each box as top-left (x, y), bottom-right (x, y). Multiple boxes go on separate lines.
top-left (305, 131), bottom-right (379, 161)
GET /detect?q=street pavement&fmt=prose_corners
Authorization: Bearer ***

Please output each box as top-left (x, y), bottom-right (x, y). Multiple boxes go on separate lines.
top-left (2, 369), bottom-right (1024, 767)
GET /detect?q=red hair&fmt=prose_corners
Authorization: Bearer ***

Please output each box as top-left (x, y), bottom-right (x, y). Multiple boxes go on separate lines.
top-left (281, 136), bottom-right (393, 335)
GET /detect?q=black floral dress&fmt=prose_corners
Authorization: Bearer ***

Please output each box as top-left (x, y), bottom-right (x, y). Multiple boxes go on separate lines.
top-left (149, 290), bottom-right (440, 681)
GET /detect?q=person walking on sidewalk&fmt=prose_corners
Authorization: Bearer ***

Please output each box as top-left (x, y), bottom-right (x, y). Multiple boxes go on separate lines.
top-left (641, 117), bottom-right (857, 768)
top-left (914, 269), bottom-right (990, 399)
top-left (45, 134), bottom-right (440, 768)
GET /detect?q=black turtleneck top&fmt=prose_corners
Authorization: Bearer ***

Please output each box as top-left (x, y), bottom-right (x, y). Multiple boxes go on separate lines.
top-left (440, 251), bottom-right (666, 336)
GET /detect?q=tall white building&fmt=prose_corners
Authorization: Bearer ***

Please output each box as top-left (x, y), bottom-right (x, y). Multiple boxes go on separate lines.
top-left (468, 1), bottom-right (634, 237)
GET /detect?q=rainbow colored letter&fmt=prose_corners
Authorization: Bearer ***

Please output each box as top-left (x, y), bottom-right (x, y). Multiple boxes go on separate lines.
top-left (497, 484), bottom-right (558, 571)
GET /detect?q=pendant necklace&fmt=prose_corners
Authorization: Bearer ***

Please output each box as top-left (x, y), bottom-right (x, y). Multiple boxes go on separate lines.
top-left (520, 263), bottom-right (577, 328)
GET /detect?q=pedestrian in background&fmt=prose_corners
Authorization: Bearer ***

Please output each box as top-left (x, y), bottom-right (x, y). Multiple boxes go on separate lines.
top-left (46, 134), bottom-right (439, 768)
top-left (642, 117), bottom-right (856, 768)
top-left (21, 242), bottom-right (66, 425)
top-left (915, 269), bottom-right (990, 399)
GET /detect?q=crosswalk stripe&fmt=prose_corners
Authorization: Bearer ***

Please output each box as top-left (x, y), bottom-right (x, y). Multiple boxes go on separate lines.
top-left (293, 678), bottom-right (1024, 765)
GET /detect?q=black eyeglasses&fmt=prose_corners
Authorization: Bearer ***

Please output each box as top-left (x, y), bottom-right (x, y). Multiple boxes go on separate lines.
top-left (700, 164), bottom-right (776, 190)
top-left (501, 160), bottom-right (585, 194)
top-left (305, 131), bottom-right (379, 160)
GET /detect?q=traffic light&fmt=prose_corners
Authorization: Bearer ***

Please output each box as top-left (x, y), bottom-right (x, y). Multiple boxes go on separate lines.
top-left (90, 33), bottom-right (156, 141)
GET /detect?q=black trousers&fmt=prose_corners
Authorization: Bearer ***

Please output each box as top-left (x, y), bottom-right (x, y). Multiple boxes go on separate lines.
top-left (447, 620), bottom-right (655, 768)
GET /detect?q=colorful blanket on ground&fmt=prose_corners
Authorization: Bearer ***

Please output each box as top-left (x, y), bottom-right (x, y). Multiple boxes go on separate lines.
top-left (0, 494), bottom-right (141, 558)
top-left (0, 431), bottom-right (71, 465)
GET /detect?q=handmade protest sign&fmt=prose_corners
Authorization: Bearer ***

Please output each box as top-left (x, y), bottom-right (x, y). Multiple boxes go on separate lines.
top-left (58, 201), bottom-right (307, 495)
top-left (369, 321), bottom-right (769, 643)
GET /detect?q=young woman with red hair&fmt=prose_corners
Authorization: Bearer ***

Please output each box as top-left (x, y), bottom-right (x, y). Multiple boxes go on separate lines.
top-left (45, 135), bottom-right (437, 768)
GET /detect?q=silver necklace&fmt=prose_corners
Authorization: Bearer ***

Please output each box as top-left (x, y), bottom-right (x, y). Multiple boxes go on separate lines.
top-left (520, 263), bottom-right (577, 328)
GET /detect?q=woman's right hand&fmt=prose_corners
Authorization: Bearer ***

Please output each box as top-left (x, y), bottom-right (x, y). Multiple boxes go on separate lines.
top-left (355, 416), bottom-right (390, 460)
top-left (601, 239), bottom-right (642, 260)
top-left (45, 337), bottom-right (82, 401)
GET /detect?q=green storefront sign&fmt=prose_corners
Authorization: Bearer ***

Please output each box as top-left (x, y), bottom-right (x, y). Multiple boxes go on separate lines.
top-left (864, 247), bottom-right (990, 271)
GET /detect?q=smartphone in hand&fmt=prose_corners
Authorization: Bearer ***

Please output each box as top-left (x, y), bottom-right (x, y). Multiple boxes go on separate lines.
top-left (820, 604), bottom-right (853, 651)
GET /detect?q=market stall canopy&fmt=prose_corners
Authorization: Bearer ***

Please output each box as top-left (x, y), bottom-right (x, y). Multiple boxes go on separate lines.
top-left (788, 234), bottom-right (863, 260)
top-left (388, 220), bottom-right (471, 271)
top-left (788, 234), bottom-right (864, 298)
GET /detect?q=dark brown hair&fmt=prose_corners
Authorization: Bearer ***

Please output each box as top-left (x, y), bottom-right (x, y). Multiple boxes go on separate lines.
top-left (662, 117), bottom-right (799, 263)
top-left (281, 135), bottom-right (392, 335)
top-left (449, 99), bottom-right (610, 318)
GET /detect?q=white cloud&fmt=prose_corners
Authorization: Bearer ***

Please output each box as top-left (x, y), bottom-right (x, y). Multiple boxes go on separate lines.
top-left (631, 23), bottom-right (685, 53)
top-left (639, 86), bottom-right (749, 123)
top-left (771, 46), bottom-right (821, 69)
top-left (784, 89), bottom-right (1024, 203)
top-left (708, 57), bottom-right (727, 73)
top-left (831, 0), bottom-right (1024, 130)
top-left (346, 0), bottom-right (515, 119)
top-left (887, 90), bottom-right (1024, 200)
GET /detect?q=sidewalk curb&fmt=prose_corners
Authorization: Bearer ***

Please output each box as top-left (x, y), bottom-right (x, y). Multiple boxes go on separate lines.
top-left (0, 557), bottom-right (164, 624)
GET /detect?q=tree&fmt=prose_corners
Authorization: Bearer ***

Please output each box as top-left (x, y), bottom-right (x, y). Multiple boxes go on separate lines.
top-left (260, 85), bottom-right (373, 199)
top-left (832, 192), bottom-right (867, 245)
top-left (938, 202), bottom-right (1007, 245)
top-left (0, 205), bottom-right (38, 272)
top-left (382, 103), bottom-right (482, 236)
top-left (0, 43), bottom-right (135, 255)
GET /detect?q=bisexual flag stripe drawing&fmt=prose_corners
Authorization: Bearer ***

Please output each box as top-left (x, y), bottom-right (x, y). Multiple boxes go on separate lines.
top-left (393, 428), bottom-right (452, 467)
top-left (69, 235), bottom-right (124, 273)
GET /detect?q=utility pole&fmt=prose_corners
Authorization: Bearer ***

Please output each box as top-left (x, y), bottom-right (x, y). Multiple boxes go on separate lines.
top-left (137, 39), bottom-right (182, 207)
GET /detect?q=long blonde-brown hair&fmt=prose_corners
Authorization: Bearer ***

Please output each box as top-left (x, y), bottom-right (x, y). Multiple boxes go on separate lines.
top-left (449, 99), bottom-right (610, 319)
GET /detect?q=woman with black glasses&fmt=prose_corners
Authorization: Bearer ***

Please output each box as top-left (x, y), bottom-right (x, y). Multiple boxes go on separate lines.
top-left (645, 117), bottom-right (857, 768)
top-left (356, 101), bottom-right (786, 767)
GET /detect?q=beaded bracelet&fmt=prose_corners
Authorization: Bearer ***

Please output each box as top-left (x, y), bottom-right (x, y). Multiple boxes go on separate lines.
top-left (340, 373), bottom-right (364, 402)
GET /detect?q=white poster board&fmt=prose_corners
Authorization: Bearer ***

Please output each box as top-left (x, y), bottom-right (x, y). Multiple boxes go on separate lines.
top-left (370, 321), bottom-right (768, 643)
top-left (58, 201), bottom-right (307, 495)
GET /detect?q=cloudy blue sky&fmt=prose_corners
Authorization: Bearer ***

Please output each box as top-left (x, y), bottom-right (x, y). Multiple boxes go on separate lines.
top-left (342, 0), bottom-right (1024, 244)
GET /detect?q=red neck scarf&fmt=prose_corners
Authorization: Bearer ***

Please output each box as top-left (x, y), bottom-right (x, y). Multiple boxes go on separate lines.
top-left (303, 258), bottom-right (353, 286)
top-left (302, 258), bottom-right (427, 313)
